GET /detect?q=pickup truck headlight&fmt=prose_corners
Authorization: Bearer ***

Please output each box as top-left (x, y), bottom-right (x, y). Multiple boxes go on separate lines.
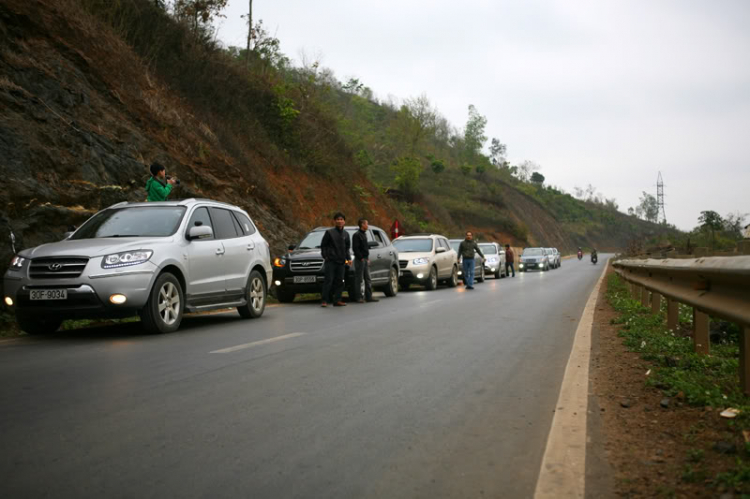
top-left (9, 255), bottom-right (26, 270)
top-left (412, 258), bottom-right (429, 265)
top-left (102, 250), bottom-right (153, 269)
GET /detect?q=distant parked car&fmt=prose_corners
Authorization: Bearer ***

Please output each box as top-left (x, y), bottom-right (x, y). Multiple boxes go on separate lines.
top-left (545, 248), bottom-right (561, 269)
top-left (272, 225), bottom-right (399, 302)
top-left (519, 247), bottom-right (550, 272)
top-left (478, 242), bottom-right (507, 278)
top-left (448, 239), bottom-right (486, 284)
top-left (394, 234), bottom-right (458, 290)
top-left (3, 199), bottom-right (272, 335)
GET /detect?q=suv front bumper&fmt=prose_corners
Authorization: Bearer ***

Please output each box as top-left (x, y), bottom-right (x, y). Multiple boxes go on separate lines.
top-left (3, 269), bottom-right (155, 319)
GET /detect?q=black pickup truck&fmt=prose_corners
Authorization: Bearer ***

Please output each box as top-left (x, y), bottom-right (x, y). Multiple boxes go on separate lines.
top-left (272, 225), bottom-right (400, 302)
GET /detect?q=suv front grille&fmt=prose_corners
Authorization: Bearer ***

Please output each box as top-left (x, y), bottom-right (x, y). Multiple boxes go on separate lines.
top-left (399, 260), bottom-right (408, 269)
top-left (29, 258), bottom-right (89, 279)
top-left (290, 259), bottom-right (324, 272)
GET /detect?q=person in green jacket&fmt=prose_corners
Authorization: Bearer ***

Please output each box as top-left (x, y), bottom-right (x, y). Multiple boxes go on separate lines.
top-left (457, 231), bottom-right (485, 289)
top-left (146, 162), bottom-right (176, 202)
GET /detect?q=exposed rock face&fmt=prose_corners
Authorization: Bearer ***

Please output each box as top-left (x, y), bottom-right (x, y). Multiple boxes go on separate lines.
top-left (0, 0), bottom-right (396, 274)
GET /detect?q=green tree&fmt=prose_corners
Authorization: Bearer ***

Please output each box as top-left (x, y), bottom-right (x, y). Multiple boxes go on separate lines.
top-left (174, 0), bottom-right (228, 30)
top-left (531, 172), bottom-right (545, 185)
top-left (637, 191), bottom-right (658, 222)
top-left (391, 156), bottom-right (422, 200)
top-left (460, 163), bottom-right (472, 176)
top-left (698, 210), bottom-right (723, 248)
top-left (464, 105), bottom-right (487, 163)
top-left (430, 158), bottom-right (445, 175)
top-left (489, 138), bottom-right (507, 167)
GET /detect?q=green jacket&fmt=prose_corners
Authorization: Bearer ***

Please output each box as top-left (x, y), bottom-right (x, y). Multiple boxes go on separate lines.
top-left (457, 239), bottom-right (484, 260)
top-left (146, 176), bottom-right (173, 202)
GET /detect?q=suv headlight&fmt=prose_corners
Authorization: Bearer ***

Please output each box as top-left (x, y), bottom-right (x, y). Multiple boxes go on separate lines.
top-left (9, 255), bottom-right (26, 270)
top-left (102, 250), bottom-right (153, 269)
top-left (273, 257), bottom-right (286, 268)
top-left (412, 257), bottom-right (429, 265)
top-left (487, 257), bottom-right (498, 263)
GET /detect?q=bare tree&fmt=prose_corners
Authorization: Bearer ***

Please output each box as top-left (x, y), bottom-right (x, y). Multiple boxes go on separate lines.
top-left (245, 0), bottom-right (253, 67)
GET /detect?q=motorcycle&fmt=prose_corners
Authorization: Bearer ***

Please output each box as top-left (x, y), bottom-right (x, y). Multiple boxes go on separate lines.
top-left (577, 250), bottom-right (583, 260)
top-left (591, 253), bottom-right (598, 264)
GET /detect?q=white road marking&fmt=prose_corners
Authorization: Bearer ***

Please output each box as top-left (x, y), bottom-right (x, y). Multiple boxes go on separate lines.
top-left (210, 333), bottom-right (307, 354)
top-left (534, 261), bottom-right (609, 498)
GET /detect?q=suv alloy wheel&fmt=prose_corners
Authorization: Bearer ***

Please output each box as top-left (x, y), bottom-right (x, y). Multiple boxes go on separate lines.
top-left (383, 267), bottom-right (398, 297)
top-left (448, 265), bottom-right (458, 287)
top-left (425, 266), bottom-right (438, 290)
top-left (140, 273), bottom-right (184, 334)
top-left (238, 270), bottom-right (266, 318)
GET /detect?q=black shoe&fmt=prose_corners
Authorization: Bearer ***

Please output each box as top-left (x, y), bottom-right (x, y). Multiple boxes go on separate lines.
top-left (366, 298), bottom-right (380, 303)
top-left (467, 286), bottom-right (474, 290)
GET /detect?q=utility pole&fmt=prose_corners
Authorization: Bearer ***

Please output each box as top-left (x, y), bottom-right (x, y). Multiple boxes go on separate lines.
top-left (657, 171), bottom-right (667, 224)
top-left (245, 0), bottom-right (253, 68)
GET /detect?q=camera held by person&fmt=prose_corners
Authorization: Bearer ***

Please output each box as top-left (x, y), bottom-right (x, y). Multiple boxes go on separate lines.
top-left (146, 162), bottom-right (178, 202)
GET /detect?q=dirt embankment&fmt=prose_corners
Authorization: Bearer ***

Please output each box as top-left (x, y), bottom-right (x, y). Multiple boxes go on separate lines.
top-left (0, 0), bottom-right (401, 269)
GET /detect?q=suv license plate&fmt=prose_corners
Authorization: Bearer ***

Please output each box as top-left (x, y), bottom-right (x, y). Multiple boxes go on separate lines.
top-left (293, 276), bottom-right (316, 284)
top-left (30, 289), bottom-right (68, 301)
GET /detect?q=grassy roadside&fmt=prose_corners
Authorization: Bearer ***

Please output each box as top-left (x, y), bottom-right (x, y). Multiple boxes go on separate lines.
top-left (606, 272), bottom-right (750, 494)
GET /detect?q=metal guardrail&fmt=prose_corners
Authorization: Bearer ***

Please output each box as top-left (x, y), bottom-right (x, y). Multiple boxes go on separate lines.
top-left (612, 256), bottom-right (750, 393)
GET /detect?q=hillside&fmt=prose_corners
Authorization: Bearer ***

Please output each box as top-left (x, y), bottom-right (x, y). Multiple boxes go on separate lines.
top-left (0, 0), bottom-right (674, 275)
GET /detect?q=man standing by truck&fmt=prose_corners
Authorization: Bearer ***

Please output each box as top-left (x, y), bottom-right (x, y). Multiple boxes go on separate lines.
top-left (505, 244), bottom-right (515, 277)
top-left (352, 218), bottom-right (379, 304)
top-left (458, 231), bottom-right (485, 290)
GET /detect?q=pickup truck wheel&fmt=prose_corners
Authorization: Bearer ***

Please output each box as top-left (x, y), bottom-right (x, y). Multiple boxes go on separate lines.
top-left (384, 267), bottom-right (398, 297)
top-left (238, 270), bottom-right (266, 318)
top-left (17, 314), bottom-right (62, 335)
top-left (140, 273), bottom-right (183, 334)
top-left (447, 265), bottom-right (459, 287)
top-left (425, 267), bottom-right (437, 290)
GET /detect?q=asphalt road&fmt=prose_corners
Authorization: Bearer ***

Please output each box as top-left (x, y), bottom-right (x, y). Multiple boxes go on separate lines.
top-left (0, 255), bottom-right (609, 499)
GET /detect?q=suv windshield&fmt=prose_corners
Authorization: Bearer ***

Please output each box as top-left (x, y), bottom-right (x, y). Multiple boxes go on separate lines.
top-left (479, 244), bottom-right (498, 254)
top-left (393, 238), bottom-right (433, 252)
top-left (449, 241), bottom-right (460, 252)
top-left (297, 228), bottom-right (357, 249)
top-left (71, 207), bottom-right (186, 239)
top-left (523, 248), bottom-right (544, 256)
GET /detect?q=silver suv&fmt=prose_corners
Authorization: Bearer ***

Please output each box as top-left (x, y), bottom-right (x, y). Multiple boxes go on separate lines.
top-left (392, 234), bottom-right (458, 290)
top-left (3, 199), bottom-right (272, 334)
top-left (519, 247), bottom-right (550, 272)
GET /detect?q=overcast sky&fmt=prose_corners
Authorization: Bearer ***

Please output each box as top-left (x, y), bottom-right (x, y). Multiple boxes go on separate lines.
top-left (215, 0), bottom-right (750, 230)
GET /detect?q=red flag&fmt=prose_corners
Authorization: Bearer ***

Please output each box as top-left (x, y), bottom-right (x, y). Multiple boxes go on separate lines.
top-left (390, 219), bottom-right (401, 240)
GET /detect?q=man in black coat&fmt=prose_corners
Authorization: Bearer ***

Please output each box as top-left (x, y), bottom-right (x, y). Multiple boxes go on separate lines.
top-left (352, 218), bottom-right (379, 304)
top-left (320, 212), bottom-right (351, 307)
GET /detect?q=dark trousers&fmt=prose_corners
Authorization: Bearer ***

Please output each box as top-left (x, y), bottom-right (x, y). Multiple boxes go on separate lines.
top-left (354, 259), bottom-right (373, 301)
top-left (506, 261), bottom-right (515, 276)
top-left (322, 261), bottom-right (346, 303)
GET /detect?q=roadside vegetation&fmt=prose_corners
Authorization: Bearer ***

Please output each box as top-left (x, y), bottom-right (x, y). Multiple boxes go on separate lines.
top-left (606, 272), bottom-right (750, 494)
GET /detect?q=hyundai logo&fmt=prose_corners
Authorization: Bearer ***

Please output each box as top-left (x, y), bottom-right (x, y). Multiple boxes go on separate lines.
top-left (48, 263), bottom-right (63, 271)
top-left (301, 262), bottom-right (311, 267)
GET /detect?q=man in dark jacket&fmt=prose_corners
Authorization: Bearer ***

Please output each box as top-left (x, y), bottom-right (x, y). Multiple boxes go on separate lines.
top-left (457, 231), bottom-right (485, 290)
top-left (352, 218), bottom-right (379, 304)
top-left (320, 212), bottom-right (351, 307)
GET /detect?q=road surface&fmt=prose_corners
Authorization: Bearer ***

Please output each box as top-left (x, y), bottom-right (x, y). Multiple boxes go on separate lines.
top-left (0, 255), bottom-right (609, 498)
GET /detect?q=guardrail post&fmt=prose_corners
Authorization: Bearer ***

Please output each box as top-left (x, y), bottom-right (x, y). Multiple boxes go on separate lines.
top-left (651, 292), bottom-right (661, 315)
top-left (667, 298), bottom-right (679, 332)
top-left (740, 326), bottom-right (750, 395)
top-left (693, 310), bottom-right (710, 355)
top-left (641, 287), bottom-right (649, 307)
top-left (631, 283), bottom-right (640, 300)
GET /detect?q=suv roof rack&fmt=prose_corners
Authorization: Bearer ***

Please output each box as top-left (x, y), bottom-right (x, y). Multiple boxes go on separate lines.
top-left (109, 201), bottom-right (129, 208)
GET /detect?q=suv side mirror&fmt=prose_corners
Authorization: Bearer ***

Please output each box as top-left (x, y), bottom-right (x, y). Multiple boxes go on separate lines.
top-left (288, 244), bottom-right (297, 251)
top-left (188, 225), bottom-right (213, 240)
top-left (367, 240), bottom-right (379, 248)
top-left (436, 246), bottom-right (446, 253)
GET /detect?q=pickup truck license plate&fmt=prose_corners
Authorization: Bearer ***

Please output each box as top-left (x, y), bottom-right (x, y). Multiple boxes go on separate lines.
top-left (30, 289), bottom-right (68, 301)
top-left (293, 276), bottom-right (316, 284)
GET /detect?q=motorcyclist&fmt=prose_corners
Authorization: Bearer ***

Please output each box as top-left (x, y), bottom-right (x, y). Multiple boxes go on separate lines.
top-left (577, 247), bottom-right (583, 260)
top-left (591, 248), bottom-right (598, 264)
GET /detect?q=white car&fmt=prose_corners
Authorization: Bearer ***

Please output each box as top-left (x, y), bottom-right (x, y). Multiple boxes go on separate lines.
top-left (545, 248), bottom-right (561, 269)
top-left (478, 242), bottom-right (507, 278)
top-left (393, 234), bottom-right (458, 290)
top-left (3, 199), bottom-right (272, 335)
